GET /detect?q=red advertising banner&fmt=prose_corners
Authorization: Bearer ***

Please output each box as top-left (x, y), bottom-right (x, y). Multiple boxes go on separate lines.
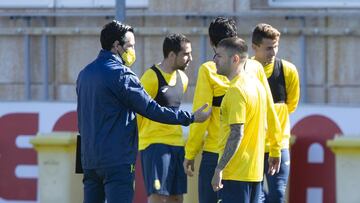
top-left (0, 103), bottom-right (359, 202)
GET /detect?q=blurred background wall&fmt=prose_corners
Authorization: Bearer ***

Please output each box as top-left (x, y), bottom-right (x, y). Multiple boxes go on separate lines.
top-left (0, 0), bottom-right (359, 105)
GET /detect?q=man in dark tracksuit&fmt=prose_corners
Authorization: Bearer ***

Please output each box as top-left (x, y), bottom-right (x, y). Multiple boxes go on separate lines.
top-left (76, 20), bottom-right (210, 203)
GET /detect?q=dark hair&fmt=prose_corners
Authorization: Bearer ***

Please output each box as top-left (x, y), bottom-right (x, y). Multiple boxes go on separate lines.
top-left (252, 23), bottom-right (281, 46)
top-left (218, 37), bottom-right (248, 59)
top-left (209, 17), bottom-right (237, 47)
top-left (100, 20), bottom-right (134, 50)
top-left (163, 33), bottom-right (191, 58)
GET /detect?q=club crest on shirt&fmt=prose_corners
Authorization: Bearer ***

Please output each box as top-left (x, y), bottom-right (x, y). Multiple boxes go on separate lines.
top-left (161, 87), bottom-right (168, 93)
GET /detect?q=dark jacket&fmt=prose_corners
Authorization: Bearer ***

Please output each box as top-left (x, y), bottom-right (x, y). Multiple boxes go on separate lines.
top-left (76, 50), bottom-right (194, 169)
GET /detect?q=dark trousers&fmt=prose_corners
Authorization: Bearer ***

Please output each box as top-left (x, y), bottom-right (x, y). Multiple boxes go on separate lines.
top-left (83, 164), bottom-right (135, 203)
top-left (219, 180), bottom-right (261, 203)
top-left (198, 151), bottom-right (219, 203)
top-left (260, 149), bottom-right (290, 203)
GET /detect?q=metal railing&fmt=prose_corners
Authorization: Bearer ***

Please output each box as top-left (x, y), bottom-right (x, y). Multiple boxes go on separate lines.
top-left (1, 8), bottom-right (360, 102)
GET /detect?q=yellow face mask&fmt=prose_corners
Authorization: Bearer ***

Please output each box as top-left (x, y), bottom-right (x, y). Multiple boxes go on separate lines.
top-left (121, 48), bottom-right (136, 67)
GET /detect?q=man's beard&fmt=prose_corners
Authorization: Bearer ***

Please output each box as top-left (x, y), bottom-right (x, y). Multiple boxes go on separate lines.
top-left (178, 66), bottom-right (186, 71)
top-left (176, 62), bottom-right (189, 71)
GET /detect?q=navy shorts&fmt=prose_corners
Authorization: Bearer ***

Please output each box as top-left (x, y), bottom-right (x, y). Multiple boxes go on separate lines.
top-left (219, 180), bottom-right (261, 203)
top-left (140, 143), bottom-right (187, 196)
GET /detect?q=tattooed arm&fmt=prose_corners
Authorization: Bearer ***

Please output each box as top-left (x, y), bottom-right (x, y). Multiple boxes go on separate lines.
top-left (211, 124), bottom-right (244, 191)
top-left (216, 124), bottom-right (244, 170)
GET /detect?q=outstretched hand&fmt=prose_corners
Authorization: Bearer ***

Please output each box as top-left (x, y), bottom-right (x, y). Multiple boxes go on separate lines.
top-left (193, 103), bottom-right (212, 123)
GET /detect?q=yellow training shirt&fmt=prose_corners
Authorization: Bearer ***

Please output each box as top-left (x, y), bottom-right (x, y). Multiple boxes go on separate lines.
top-left (243, 59), bottom-right (282, 157)
top-left (261, 59), bottom-right (300, 150)
top-left (220, 73), bottom-right (267, 182)
top-left (185, 59), bottom-right (282, 160)
top-left (185, 61), bottom-right (229, 160)
top-left (137, 64), bottom-right (188, 150)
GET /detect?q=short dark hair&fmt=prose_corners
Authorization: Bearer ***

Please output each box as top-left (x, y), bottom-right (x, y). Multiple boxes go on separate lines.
top-left (218, 37), bottom-right (248, 59)
top-left (209, 17), bottom-right (237, 47)
top-left (163, 33), bottom-right (191, 58)
top-left (100, 20), bottom-right (134, 50)
top-left (252, 23), bottom-right (281, 46)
